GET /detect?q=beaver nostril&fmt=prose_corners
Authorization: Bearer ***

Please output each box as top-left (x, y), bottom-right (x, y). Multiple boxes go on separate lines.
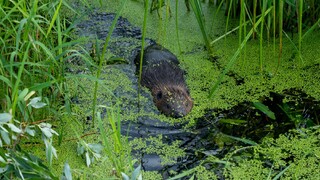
top-left (173, 112), bottom-right (183, 118)
top-left (156, 91), bottom-right (163, 100)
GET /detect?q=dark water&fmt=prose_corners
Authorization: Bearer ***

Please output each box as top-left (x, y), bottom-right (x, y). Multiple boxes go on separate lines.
top-left (70, 7), bottom-right (320, 179)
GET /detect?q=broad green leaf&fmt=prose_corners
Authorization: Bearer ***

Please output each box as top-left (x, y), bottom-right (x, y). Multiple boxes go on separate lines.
top-left (253, 102), bottom-right (276, 120)
top-left (26, 126), bottom-right (36, 136)
top-left (28, 97), bottom-right (47, 108)
top-left (7, 123), bottom-right (22, 133)
top-left (88, 143), bottom-right (103, 153)
top-left (0, 131), bottom-right (11, 145)
top-left (121, 172), bottom-right (130, 180)
top-left (42, 128), bottom-right (53, 139)
top-left (77, 144), bottom-right (85, 155)
top-left (0, 167), bottom-right (8, 173)
top-left (132, 164), bottom-right (141, 180)
top-left (63, 162), bottom-right (72, 180)
top-left (39, 123), bottom-right (58, 138)
top-left (0, 155), bottom-right (5, 163)
top-left (0, 113), bottom-right (12, 123)
top-left (18, 88), bottom-right (29, 102)
top-left (1, 130), bottom-right (10, 145)
top-left (31, 102), bottom-right (47, 109)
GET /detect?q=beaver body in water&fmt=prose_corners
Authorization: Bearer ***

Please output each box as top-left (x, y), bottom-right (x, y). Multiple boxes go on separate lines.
top-left (135, 44), bottom-right (193, 118)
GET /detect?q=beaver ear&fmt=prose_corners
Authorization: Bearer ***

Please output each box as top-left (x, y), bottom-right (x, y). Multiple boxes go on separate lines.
top-left (156, 91), bottom-right (163, 100)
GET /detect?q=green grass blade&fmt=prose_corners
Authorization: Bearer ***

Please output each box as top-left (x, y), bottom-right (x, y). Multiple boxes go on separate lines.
top-left (46, 0), bottom-right (63, 37)
top-left (209, 7), bottom-right (272, 98)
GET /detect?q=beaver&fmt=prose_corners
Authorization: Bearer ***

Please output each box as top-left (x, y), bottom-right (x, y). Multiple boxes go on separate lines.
top-left (135, 44), bottom-right (193, 118)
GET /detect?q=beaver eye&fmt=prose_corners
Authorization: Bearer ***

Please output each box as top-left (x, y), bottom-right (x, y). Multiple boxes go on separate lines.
top-left (156, 91), bottom-right (162, 100)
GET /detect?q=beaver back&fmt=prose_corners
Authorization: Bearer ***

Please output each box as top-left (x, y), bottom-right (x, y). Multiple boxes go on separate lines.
top-left (135, 44), bottom-right (193, 118)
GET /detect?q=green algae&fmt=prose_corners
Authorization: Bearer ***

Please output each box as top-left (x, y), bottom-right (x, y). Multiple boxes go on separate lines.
top-left (223, 127), bottom-right (320, 179)
top-left (130, 135), bottom-right (185, 166)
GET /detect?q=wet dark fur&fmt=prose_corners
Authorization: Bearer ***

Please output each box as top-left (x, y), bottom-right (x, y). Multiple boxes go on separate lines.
top-left (135, 44), bottom-right (193, 118)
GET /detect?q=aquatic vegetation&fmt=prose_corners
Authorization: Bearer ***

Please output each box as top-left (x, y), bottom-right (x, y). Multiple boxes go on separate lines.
top-left (223, 127), bottom-right (320, 179)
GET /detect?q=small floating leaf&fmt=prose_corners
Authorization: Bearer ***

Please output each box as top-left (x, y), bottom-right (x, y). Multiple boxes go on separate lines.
top-left (253, 102), bottom-right (276, 120)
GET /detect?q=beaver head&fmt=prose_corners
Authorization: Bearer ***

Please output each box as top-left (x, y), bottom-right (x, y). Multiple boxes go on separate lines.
top-left (151, 85), bottom-right (193, 118)
top-left (137, 45), bottom-right (193, 118)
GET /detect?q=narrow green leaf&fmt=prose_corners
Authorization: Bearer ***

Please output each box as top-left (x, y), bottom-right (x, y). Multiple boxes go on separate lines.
top-left (219, 119), bottom-right (247, 125)
top-left (223, 134), bottom-right (258, 146)
top-left (85, 152), bottom-right (90, 167)
top-left (121, 172), bottom-right (130, 180)
top-left (0, 75), bottom-right (12, 88)
top-left (131, 164), bottom-right (141, 180)
top-left (253, 102), bottom-right (276, 120)
top-left (273, 164), bottom-right (291, 180)
top-left (23, 90), bottom-right (35, 101)
top-left (46, 0), bottom-right (63, 36)
top-left (45, 140), bottom-right (53, 166)
top-left (168, 168), bottom-right (196, 180)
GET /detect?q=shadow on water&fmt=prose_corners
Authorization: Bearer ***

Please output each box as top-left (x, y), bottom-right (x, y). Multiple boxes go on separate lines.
top-left (70, 7), bottom-right (320, 178)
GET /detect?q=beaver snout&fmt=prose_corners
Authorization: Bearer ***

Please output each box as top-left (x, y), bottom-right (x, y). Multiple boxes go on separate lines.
top-left (153, 87), bottom-right (193, 118)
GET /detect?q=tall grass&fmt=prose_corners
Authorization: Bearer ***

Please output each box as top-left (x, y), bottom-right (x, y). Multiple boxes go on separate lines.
top-left (209, 7), bottom-right (273, 98)
top-left (189, 0), bottom-right (213, 54)
top-left (137, 0), bottom-right (149, 110)
top-left (91, 0), bottom-right (128, 126)
top-left (0, 0), bottom-right (83, 178)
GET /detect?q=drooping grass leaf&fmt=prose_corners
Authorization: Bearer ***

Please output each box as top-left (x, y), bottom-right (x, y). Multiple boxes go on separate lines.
top-left (253, 101), bottom-right (276, 120)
